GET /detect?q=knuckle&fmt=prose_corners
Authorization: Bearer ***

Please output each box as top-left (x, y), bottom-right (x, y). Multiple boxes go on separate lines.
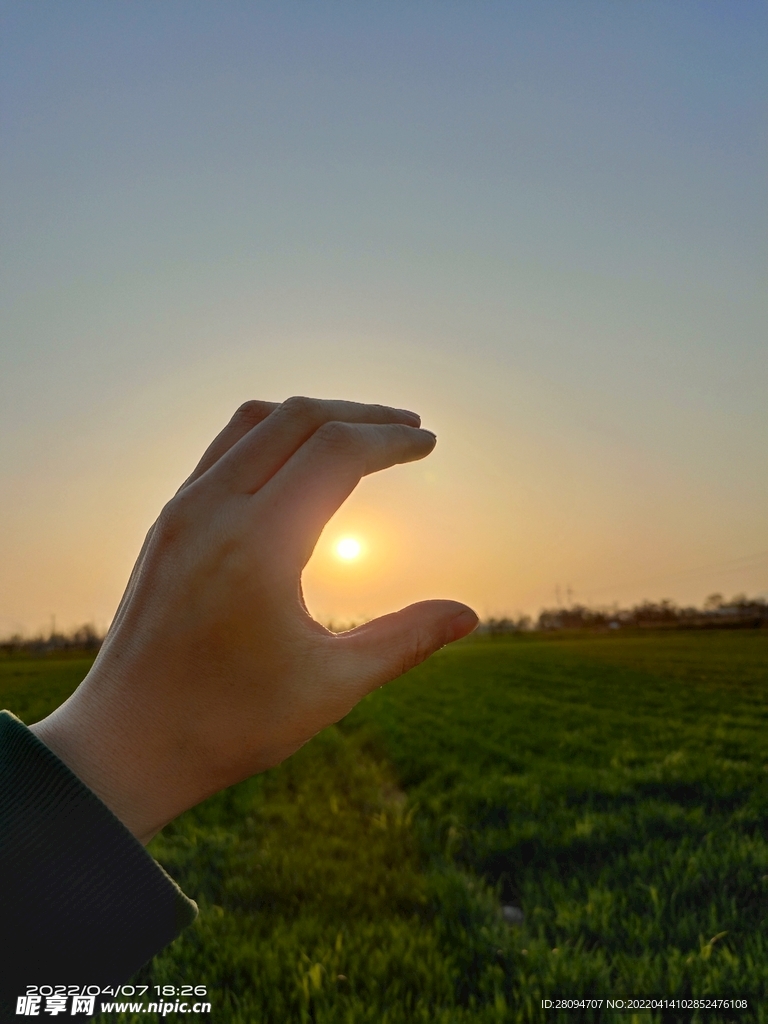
top-left (415, 627), bottom-right (434, 662)
top-left (397, 628), bottom-right (439, 677)
top-left (313, 419), bottom-right (358, 454)
top-left (233, 400), bottom-right (269, 430)
top-left (281, 395), bottom-right (317, 421)
top-left (156, 494), bottom-right (193, 543)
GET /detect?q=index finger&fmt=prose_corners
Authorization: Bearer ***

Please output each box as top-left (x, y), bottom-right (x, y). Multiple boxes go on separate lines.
top-left (210, 396), bottom-right (422, 495)
top-left (178, 399), bottom-right (280, 491)
top-left (256, 420), bottom-right (437, 567)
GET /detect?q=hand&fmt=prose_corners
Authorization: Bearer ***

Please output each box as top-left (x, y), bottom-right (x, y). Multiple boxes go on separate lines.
top-left (31, 397), bottom-right (478, 843)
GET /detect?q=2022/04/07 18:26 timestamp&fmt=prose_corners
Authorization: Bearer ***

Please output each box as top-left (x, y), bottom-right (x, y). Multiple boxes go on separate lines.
top-left (16, 986), bottom-right (212, 1017)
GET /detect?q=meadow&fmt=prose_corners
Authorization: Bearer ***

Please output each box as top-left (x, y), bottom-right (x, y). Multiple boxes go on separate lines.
top-left (2, 630), bottom-right (768, 1022)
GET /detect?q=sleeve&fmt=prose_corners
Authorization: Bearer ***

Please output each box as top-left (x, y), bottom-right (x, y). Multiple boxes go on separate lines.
top-left (0, 710), bottom-right (197, 1018)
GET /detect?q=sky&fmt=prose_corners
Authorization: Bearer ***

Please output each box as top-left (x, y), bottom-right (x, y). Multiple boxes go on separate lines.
top-left (1, 0), bottom-right (766, 636)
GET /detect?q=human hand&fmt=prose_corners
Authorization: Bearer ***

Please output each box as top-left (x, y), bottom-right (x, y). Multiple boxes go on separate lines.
top-left (31, 398), bottom-right (477, 843)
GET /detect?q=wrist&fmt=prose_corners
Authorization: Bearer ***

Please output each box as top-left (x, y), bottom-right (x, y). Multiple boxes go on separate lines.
top-left (30, 687), bottom-right (170, 845)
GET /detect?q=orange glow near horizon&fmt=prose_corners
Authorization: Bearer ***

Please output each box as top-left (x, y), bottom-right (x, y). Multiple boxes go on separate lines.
top-left (1, 5), bottom-right (766, 639)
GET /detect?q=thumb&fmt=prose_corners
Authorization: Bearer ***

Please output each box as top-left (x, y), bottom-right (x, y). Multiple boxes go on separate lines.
top-left (339, 600), bottom-right (478, 695)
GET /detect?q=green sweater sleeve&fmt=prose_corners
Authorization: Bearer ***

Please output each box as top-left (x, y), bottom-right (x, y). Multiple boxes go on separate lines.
top-left (0, 710), bottom-right (197, 1019)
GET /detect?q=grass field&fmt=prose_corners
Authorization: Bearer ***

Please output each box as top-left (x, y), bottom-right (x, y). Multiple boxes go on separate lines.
top-left (3, 630), bottom-right (768, 1022)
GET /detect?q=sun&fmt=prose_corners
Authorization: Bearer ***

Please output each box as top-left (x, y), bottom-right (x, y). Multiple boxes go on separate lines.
top-left (335, 537), bottom-right (362, 561)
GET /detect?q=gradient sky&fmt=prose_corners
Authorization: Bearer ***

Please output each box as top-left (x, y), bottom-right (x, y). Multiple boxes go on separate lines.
top-left (1, 0), bottom-right (766, 635)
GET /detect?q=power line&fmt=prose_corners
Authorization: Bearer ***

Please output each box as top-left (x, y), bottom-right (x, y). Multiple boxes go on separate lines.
top-left (580, 549), bottom-right (768, 601)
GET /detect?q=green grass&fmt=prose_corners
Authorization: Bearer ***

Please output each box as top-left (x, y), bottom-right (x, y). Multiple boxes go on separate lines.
top-left (0, 656), bottom-right (91, 724)
top-left (345, 632), bottom-right (768, 1020)
top-left (131, 730), bottom-right (512, 1024)
top-left (2, 631), bottom-right (768, 1022)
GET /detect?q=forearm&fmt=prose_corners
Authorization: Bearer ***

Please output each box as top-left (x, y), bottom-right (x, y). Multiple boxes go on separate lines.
top-left (0, 711), bottom-right (196, 1016)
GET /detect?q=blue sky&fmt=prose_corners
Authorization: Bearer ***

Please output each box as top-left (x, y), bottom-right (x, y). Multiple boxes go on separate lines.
top-left (1, 1), bottom-right (766, 633)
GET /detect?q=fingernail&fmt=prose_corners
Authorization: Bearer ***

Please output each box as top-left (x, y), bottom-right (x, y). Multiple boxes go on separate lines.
top-left (421, 429), bottom-right (437, 439)
top-left (397, 408), bottom-right (421, 426)
top-left (451, 608), bottom-right (479, 641)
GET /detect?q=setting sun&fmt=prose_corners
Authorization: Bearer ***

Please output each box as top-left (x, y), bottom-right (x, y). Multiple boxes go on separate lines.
top-left (335, 537), bottom-right (362, 561)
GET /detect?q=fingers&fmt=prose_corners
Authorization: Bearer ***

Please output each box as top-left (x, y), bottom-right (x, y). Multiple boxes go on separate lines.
top-left (179, 400), bottom-right (280, 491)
top-left (335, 600), bottom-right (479, 697)
top-left (110, 400), bottom-right (280, 631)
top-left (257, 420), bottom-right (436, 564)
top-left (211, 396), bottom-right (422, 495)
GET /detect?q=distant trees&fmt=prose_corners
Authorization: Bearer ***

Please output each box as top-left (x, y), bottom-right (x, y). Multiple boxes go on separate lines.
top-left (3, 593), bottom-right (767, 655)
top-left (533, 595), bottom-right (768, 632)
top-left (476, 595), bottom-right (768, 635)
top-left (476, 615), bottom-right (532, 636)
top-left (0, 624), bottom-right (103, 657)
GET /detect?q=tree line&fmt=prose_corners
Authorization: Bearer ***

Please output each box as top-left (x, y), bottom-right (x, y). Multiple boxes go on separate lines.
top-left (480, 593), bottom-right (768, 634)
top-left (0, 624), bottom-right (103, 657)
top-left (2, 592), bottom-right (767, 654)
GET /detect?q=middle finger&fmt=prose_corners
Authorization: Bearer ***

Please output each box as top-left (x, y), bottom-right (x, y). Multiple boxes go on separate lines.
top-left (210, 396), bottom-right (421, 495)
